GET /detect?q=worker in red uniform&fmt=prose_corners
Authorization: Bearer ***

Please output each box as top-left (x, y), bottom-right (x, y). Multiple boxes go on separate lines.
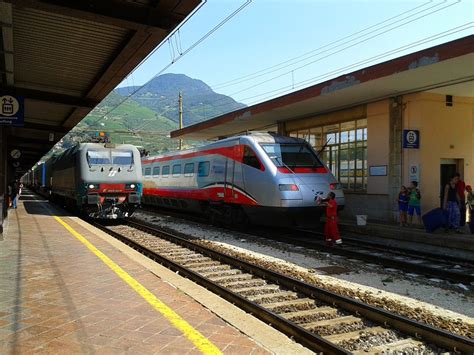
top-left (318, 191), bottom-right (342, 246)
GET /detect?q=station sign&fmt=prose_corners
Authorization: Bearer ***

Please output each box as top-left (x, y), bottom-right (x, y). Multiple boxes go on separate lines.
top-left (0, 94), bottom-right (24, 126)
top-left (409, 164), bottom-right (420, 183)
top-left (403, 130), bottom-right (420, 149)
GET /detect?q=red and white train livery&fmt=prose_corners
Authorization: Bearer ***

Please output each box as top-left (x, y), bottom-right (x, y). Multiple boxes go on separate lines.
top-left (141, 132), bottom-right (344, 226)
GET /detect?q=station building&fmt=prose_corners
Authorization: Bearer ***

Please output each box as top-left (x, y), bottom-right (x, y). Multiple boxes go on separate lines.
top-left (172, 35), bottom-right (474, 222)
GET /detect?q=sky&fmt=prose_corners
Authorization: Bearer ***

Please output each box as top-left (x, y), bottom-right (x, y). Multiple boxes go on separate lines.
top-left (118, 0), bottom-right (473, 112)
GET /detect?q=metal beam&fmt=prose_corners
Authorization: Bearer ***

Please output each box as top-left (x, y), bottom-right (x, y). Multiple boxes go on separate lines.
top-left (7, 135), bottom-right (55, 145)
top-left (20, 122), bottom-right (70, 133)
top-left (3, 87), bottom-right (100, 108)
top-left (0, 1), bottom-right (14, 86)
top-left (61, 29), bottom-right (165, 127)
top-left (8, 0), bottom-right (184, 31)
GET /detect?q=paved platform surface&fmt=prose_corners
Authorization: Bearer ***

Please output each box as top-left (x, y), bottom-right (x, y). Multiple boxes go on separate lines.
top-left (0, 193), bottom-right (271, 354)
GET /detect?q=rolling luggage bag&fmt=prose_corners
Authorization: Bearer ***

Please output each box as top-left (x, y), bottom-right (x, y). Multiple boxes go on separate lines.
top-left (422, 208), bottom-right (447, 233)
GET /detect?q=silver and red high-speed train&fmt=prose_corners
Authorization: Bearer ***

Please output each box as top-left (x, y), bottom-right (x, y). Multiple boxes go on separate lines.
top-left (141, 132), bottom-right (344, 226)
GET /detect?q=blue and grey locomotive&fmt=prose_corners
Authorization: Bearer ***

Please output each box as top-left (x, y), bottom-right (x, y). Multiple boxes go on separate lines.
top-left (142, 132), bottom-right (344, 226)
top-left (44, 143), bottom-right (142, 219)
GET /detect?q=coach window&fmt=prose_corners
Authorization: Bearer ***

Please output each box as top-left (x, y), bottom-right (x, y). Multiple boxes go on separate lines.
top-left (172, 164), bottom-right (181, 176)
top-left (198, 161), bottom-right (210, 177)
top-left (162, 165), bottom-right (170, 177)
top-left (144, 167), bottom-right (151, 176)
top-left (152, 166), bottom-right (160, 176)
top-left (184, 163), bottom-right (194, 176)
top-left (243, 146), bottom-right (262, 170)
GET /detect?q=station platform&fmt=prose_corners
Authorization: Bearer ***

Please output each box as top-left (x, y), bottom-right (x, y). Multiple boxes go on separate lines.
top-left (0, 193), bottom-right (307, 354)
top-left (339, 219), bottom-right (474, 261)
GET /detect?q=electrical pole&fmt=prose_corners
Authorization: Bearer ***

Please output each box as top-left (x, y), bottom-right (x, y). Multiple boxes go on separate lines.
top-left (178, 91), bottom-right (183, 150)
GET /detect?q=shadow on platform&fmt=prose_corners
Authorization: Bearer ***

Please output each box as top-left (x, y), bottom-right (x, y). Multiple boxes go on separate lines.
top-left (22, 201), bottom-right (72, 217)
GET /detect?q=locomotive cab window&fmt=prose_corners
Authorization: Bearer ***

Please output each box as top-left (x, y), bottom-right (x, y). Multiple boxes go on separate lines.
top-left (152, 166), bottom-right (160, 176)
top-left (261, 144), bottom-right (323, 168)
top-left (184, 163), bottom-right (195, 176)
top-left (162, 165), bottom-right (170, 177)
top-left (198, 161), bottom-right (210, 177)
top-left (112, 151), bottom-right (133, 165)
top-left (243, 146), bottom-right (262, 170)
top-left (172, 164), bottom-right (181, 176)
top-left (144, 167), bottom-right (151, 176)
top-left (87, 150), bottom-right (110, 165)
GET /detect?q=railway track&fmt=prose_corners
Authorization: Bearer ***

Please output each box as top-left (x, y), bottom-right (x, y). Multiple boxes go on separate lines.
top-left (136, 208), bottom-right (474, 285)
top-left (95, 219), bottom-right (474, 354)
top-left (277, 228), bottom-right (474, 285)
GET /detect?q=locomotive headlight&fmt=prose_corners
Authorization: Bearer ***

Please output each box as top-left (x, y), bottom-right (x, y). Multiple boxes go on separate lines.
top-left (279, 184), bottom-right (299, 191)
top-left (125, 183), bottom-right (137, 190)
top-left (130, 184), bottom-right (136, 189)
top-left (88, 184), bottom-right (99, 190)
top-left (88, 184), bottom-right (95, 189)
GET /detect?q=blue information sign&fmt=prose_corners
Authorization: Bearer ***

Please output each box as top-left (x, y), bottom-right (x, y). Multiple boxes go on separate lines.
top-left (403, 129), bottom-right (420, 149)
top-left (0, 94), bottom-right (24, 126)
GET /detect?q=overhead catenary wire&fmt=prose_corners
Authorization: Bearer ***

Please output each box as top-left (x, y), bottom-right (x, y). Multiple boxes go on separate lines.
top-left (183, 22), bottom-right (473, 119)
top-left (86, 0), bottom-right (253, 128)
top-left (210, 0), bottom-right (440, 90)
top-left (182, 0), bottom-right (461, 115)
top-left (136, 0), bottom-right (447, 105)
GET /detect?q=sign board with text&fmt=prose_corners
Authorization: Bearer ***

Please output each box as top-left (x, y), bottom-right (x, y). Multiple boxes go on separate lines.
top-left (403, 130), bottom-right (420, 149)
top-left (0, 94), bottom-right (24, 126)
top-left (409, 164), bottom-right (420, 184)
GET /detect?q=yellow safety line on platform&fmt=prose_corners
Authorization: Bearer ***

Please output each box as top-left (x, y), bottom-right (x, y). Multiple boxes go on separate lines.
top-left (53, 216), bottom-right (222, 355)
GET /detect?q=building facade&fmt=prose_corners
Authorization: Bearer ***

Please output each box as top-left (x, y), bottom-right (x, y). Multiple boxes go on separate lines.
top-left (282, 92), bottom-right (474, 221)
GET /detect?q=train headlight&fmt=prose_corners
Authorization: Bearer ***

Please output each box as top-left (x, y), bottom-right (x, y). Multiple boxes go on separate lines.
top-left (130, 184), bottom-right (136, 189)
top-left (330, 183), bottom-right (342, 190)
top-left (125, 183), bottom-right (137, 190)
top-left (88, 184), bottom-right (99, 190)
top-left (279, 184), bottom-right (299, 191)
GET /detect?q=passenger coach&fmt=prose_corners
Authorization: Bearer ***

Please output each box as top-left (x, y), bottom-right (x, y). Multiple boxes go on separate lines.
top-left (142, 132), bottom-right (344, 226)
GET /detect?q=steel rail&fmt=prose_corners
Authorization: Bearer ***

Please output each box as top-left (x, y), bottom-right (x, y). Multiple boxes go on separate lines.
top-left (99, 219), bottom-right (473, 353)
top-left (289, 229), bottom-right (474, 284)
top-left (93, 221), bottom-right (349, 354)
top-left (136, 207), bottom-right (473, 283)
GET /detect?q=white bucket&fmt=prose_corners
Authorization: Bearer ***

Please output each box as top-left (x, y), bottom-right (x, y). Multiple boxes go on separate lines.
top-left (356, 215), bottom-right (367, 226)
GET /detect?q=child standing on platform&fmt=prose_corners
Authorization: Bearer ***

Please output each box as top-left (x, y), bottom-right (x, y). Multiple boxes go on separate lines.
top-left (318, 192), bottom-right (342, 246)
top-left (398, 185), bottom-right (409, 227)
top-left (408, 181), bottom-right (422, 226)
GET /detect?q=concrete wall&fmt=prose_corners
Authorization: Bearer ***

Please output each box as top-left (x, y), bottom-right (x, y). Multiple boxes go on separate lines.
top-left (367, 100), bottom-right (390, 194)
top-left (402, 92), bottom-right (474, 213)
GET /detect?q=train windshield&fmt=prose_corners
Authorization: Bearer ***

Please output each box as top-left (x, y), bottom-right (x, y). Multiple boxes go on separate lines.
top-left (261, 144), bottom-right (323, 168)
top-left (87, 150), bottom-right (111, 165)
top-left (112, 151), bottom-right (134, 165)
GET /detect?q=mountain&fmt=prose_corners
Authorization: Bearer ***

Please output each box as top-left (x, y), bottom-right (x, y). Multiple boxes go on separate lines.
top-left (58, 74), bottom-right (246, 155)
top-left (115, 73), bottom-right (246, 126)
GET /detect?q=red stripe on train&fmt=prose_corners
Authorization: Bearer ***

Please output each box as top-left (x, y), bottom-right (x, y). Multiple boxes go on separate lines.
top-left (143, 187), bottom-right (258, 206)
top-left (277, 167), bottom-right (328, 174)
top-left (142, 145), bottom-right (265, 172)
top-left (143, 146), bottom-right (239, 164)
top-left (99, 183), bottom-right (125, 193)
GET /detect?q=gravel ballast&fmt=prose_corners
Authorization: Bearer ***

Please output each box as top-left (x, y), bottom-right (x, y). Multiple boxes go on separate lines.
top-left (132, 211), bottom-right (474, 338)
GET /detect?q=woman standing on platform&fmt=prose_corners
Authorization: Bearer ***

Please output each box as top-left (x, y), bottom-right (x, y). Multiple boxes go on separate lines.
top-left (443, 175), bottom-right (461, 233)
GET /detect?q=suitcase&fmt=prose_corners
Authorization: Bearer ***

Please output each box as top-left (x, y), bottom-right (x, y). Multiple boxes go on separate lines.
top-left (422, 208), bottom-right (448, 233)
